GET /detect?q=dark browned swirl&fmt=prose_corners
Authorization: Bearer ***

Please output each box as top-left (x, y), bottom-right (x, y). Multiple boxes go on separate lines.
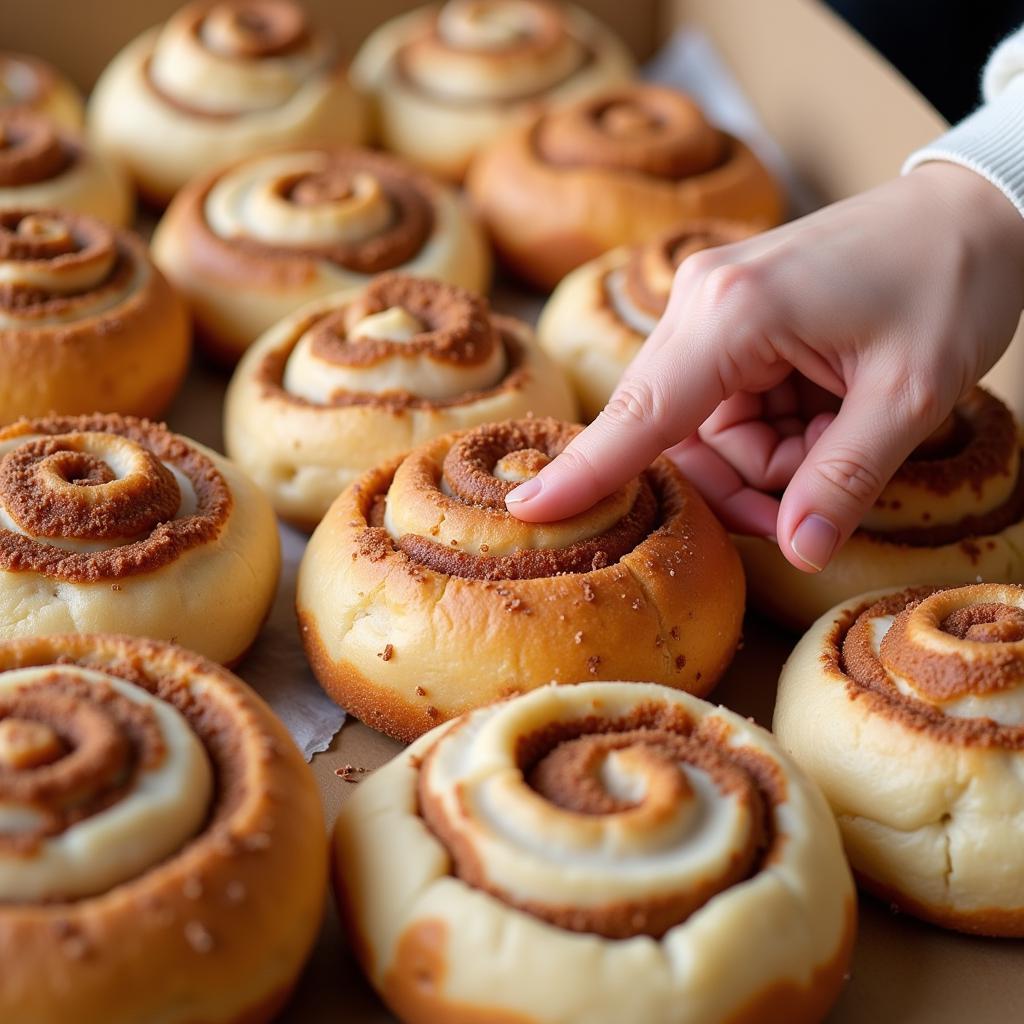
top-left (535, 84), bottom-right (727, 178)
top-left (0, 414), bottom-right (231, 582)
top-left (0, 112), bottom-right (75, 187)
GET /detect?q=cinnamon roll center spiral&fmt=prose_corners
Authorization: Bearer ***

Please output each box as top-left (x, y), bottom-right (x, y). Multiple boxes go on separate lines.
top-left (0, 112), bottom-right (73, 188)
top-left (536, 86), bottom-right (726, 178)
top-left (199, 0), bottom-right (309, 58)
top-left (418, 695), bottom-right (780, 939)
top-left (0, 665), bottom-right (212, 901)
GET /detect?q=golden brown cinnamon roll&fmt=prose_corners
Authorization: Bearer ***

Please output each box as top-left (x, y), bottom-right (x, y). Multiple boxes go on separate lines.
top-left (225, 274), bottom-right (575, 529)
top-left (538, 220), bottom-right (757, 419)
top-left (0, 111), bottom-right (131, 225)
top-left (335, 681), bottom-right (855, 1023)
top-left (0, 53), bottom-right (83, 130)
top-left (0, 414), bottom-right (279, 665)
top-left (87, 0), bottom-right (367, 204)
top-left (352, 0), bottom-right (633, 183)
top-left (0, 210), bottom-right (189, 424)
top-left (297, 417), bottom-right (744, 741)
top-left (466, 82), bottom-right (783, 289)
top-left (153, 147), bottom-right (490, 364)
top-left (737, 387), bottom-right (1024, 630)
top-left (0, 633), bottom-right (325, 1023)
top-left (776, 582), bottom-right (1024, 936)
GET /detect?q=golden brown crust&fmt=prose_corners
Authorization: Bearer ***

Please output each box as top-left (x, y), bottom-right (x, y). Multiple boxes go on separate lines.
top-left (0, 414), bottom-right (231, 582)
top-left (0, 53), bottom-right (83, 128)
top-left (0, 633), bottom-right (325, 1023)
top-left (466, 83), bottom-right (783, 289)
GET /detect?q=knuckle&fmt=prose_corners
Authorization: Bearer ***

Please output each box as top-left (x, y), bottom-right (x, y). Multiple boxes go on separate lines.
top-left (815, 450), bottom-right (885, 505)
top-left (674, 247), bottom-right (722, 287)
top-left (602, 378), bottom-right (674, 451)
top-left (699, 261), bottom-right (767, 314)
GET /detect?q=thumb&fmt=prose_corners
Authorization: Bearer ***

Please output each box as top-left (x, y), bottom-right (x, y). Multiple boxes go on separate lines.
top-left (777, 381), bottom-right (940, 572)
top-left (506, 340), bottom-right (725, 522)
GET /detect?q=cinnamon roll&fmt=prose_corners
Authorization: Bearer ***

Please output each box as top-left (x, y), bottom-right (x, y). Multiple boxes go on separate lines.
top-left (225, 274), bottom-right (575, 528)
top-left (0, 413), bottom-right (280, 665)
top-left (87, 0), bottom-right (367, 204)
top-left (298, 417), bottom-right (744, 741)
top-left (0, 633), bottom-right (325, 1023)
top-left (153, 147), bottom-right (490, 364)
top-left (466, 82), bottom-right (784, 289)
top-left (0, 210), bottom-right (189, 424)
top-left (538, 220), bottom-right (757, 419)
top-left (0, 52), bottom-right (83, 130)
top-left (776, 582), bottom-right (1024, 936)
top-left (737, 387), bottom-right (1024, 630)
top-left (351, 0), bottom-right (633, 183)
top-left (335, 681), bottom-right (855, 1023)
top-left (0, 111), bottom-right (131, 225)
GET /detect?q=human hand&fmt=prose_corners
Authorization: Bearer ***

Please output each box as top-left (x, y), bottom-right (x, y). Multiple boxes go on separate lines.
top-left (506, 163), bottom-right (1024, 572)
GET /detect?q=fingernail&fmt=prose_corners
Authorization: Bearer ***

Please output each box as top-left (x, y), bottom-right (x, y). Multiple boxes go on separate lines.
top-left (791, 514), bottom-right (839, 572)
top-left (506, 477), bottom-right (543, 506)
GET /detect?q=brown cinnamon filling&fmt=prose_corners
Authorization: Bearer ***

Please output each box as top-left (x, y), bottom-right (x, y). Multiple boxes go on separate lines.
top-left (306, 275), bottom-right (498, 368)
top-left (418, 703), bottom-right (783, 939)
top-left (535, 85), bottom-right (727, 178)
top-left (837, 586), bottom-right (1024, 747)
top-left (0, 111), bottom-right (74, 187)
top-left (0, 414), bottom-right (231, 582)
top-left (0, 671), bottom-right (164, 855)
top-left (204, 151), bottom-right (436, 272)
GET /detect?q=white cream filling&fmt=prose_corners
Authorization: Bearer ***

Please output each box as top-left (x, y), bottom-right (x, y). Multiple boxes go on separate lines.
top-left (605, 265), bottom-right (660, 336)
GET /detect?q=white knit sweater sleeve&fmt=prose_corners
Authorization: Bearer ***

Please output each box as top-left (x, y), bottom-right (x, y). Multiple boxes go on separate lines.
top-left (904, 26), bottom-right (1024, 217)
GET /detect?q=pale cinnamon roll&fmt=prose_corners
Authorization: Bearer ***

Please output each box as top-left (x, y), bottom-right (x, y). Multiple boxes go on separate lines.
top-left (0, 53), bottom-right (83, 130)
top-left (335, 681), bottom-right (855, 1023)
top-left (538, 220), bottom-right (757, 419)
top-left (297, 417), bottom-right (744, 741)
top-left (87, 0), bottom-right (367, 204)
top-left (0, 210), bottom-right (189, 424)
top-left (737, 387), bottom-right (1024, 630)
top-left (153, 147), bottom-right (490, 363)
top-left (225, 274), bottom-right (575, 528)
top-left (467, 82), bottom-right (783, 289)
top-left (0, 632), bottom-right (325, 1023)
top-left (0, 414), bottom-right (279, 665)
top-left (777, 582), bottom-right (1024, 936)
top-left (352, 0), bottom-right (633, 183)
top-left (0, 111), bottom-right (131, 225)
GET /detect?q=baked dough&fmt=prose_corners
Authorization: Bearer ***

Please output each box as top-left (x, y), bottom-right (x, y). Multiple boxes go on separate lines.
top-left (225, 273), bottom-right (575, 529)
top-left (0, 52), bottom-right (83, 130)
top-left (776, 582), bottom-right (1024, 935)
top-left (466, 82), bottom-right (783, 289)
top-left (351, 0), bottom-right (634, 183)
top-left (87, 0), bottom-right (367, 204)
top-left (0, 110), bottom-right (131, 225)
top-left (153, 146), bottom-right (490, 363)
top-left (737, 387), bottom-right (1024, 630)
top-left (0, 632), bottom-right (325, 1023)
top-left (298, 417), bottom-right (745, 741)
top-left (335, 680), bottom-right (855, 1024)
top-left (0, 413), bottom-right (280, 665)
top-left (538, 220), bottom-right (756, 419)
top-left (0, 209), bottom-right (189, 424)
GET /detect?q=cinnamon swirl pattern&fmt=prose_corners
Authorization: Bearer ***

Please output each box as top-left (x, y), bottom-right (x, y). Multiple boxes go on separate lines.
top-left (467, 82), bottom-right (783, 289)
top-left (737, 387), bottom-right (1024, 630)
top-left (298, 417), bottom-right (744, 741)
top-left (87, 0), bottom-right (367, 204)
top-left (0, 414), bottom-right (279, 665)
top-left (0, 633), bottom-right (325, 1023)
top-left (153, 147), bottom-right (490, 363)
top-left (538, 220), bottom-right (757, 419)
top-left (776, 583), bottom-right (1024, 935)
top-left (351, 0), bottom-right (633, 183)
top-left (0, 111), bottom-right (131, 225)
top-left (335, 682), bottom-right (855, 1023)
top-left (0, 52), bottom-right (83, 130)
top-left (0, 210), bottom-right (189, 424)
top-left (225, 274), bottom-right (575, 528)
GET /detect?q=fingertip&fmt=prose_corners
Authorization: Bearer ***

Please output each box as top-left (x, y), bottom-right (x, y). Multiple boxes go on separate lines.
top-left (786, 512), bottom-right (840, 574)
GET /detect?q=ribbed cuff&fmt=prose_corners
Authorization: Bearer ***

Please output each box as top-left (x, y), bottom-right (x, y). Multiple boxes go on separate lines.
top-left (903, 74), bottom-right (1024, 219)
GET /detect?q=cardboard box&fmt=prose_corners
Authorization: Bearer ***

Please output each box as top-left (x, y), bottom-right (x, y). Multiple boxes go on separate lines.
top-left (7, 1), bottom-right (1023, 1021)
